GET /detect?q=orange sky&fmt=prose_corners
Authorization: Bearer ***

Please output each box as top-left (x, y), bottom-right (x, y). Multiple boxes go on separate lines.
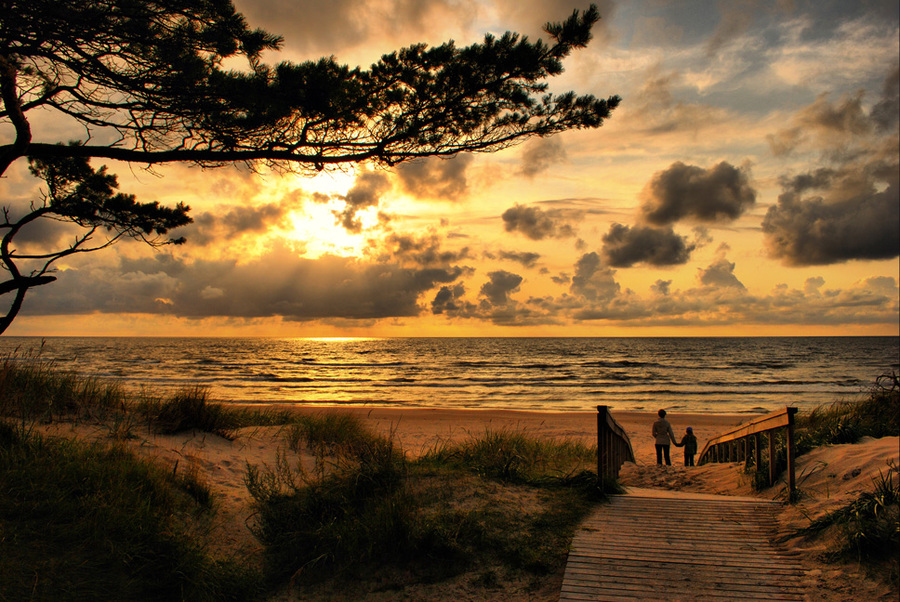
top-left (2, 0), bottom-right (898, 337)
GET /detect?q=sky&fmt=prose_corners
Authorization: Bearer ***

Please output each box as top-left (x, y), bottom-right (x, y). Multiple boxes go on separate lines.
top-left (3, 0), bottom-right (899, 337)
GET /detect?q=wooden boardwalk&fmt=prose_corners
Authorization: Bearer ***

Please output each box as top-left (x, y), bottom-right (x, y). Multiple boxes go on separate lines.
top-left (560, 488), bottom-right (806, 601)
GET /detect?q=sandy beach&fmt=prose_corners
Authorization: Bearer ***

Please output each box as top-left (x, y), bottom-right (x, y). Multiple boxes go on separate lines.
top-left (35, 405), bottom-right (899, 601)
top-left (274, 405), bottom-right (750, 465)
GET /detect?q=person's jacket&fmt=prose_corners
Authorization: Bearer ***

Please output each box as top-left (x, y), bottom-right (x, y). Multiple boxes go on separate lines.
top-left (652, 418), bottom-right (675, 445)
top-left (678, 433), bottom-right (698, 455)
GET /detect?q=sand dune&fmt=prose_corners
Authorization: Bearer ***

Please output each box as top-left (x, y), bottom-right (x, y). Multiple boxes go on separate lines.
top-left (34, 407), bottom-right (898, 601)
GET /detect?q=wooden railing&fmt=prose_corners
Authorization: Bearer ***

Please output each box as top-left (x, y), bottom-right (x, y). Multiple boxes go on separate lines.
top-left (697, 407), bottom-right (798, 495)
top-left (596, 405), bottom-right (635, 483)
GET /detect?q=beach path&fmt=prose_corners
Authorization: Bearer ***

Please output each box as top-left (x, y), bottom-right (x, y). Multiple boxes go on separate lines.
top-left (560, 487), bottom-right (806, 601)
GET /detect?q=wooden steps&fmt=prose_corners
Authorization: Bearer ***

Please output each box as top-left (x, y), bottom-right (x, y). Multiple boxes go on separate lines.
top-left (560, 488), bottom-right (806, 601)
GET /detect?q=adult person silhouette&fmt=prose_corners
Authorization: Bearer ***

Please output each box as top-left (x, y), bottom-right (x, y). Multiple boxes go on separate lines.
top-left (652, 409), bottom-right (676, 466)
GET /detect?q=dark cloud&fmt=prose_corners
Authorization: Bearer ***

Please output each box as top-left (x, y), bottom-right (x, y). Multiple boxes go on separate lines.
top-left (698, 256), bottom-right (745, 289)
top-left (22, 246), bottom-right (466, 321)
top-left (479, 270), bottom-right (523, 306)
top-left (497, 250), bottom-right (541, 268)
top-left (395, 155), bottom-right (473, 201)
top-left (570, 252), bottom-right (619, 302)
top-left (871, 64), bottom-right (900, 131)
top-left (639, 161), bottom-right (756, 225)
top-left (600, 223), bottom-right (695, 267)
top-left (186, 198), bottom-right (296, 245)
top-left (431, 283), bottom-right (476, 315)
top-left (762, 175), bottom-right (900, 265)
top-left (377, 232), bottom-right (471, 266)
top-left (519, 137), bottom-right (567, 178)
top-left (336, 170), bottom-right (391, 232)
top-left (651, 279), bottom-right (672, 296)
top-left (501, 204), bottom-right (576, 240)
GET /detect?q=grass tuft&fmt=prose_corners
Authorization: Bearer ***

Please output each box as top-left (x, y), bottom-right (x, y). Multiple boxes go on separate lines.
top-left (800, 461), bottom-right (899, 563)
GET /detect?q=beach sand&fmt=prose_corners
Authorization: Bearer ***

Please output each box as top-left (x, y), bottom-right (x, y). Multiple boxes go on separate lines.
top-left (34, 406), bottom-right (899, 601)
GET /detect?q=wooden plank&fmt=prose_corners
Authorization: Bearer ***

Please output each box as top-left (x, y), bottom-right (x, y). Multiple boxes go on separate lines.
top-left (560, 491), bottom-right (806, 601)
top-left (563, 558), bottom-right (805, 577)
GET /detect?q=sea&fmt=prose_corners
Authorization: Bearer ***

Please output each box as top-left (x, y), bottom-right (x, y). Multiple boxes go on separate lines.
top-left (1, 337), bottom-right (897, 414)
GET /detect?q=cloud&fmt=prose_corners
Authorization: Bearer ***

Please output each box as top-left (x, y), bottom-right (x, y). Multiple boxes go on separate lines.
top-left (762, 178), bottom-right (900, 265)
top-left (496, 250), bottom-right (541, 268)
top-left (871, 64), bottom-right (900, 131)
top-left (395, 155), bottom-right (473, 201)
top-left (698, 251), bottom-right (745, 290)
top-left (768, 65), bottom-right (899, 156)
top-left (519, 137), bottom-right (567, 178)
top-left (651, 279), bottom-right (672, 296)
top-left (704, 3), bottom-right (754, 57)
top-left (23, 246), bottom-right (467, 321)
top-left (501, 204), bottom-right (576, 240)
top-left (479, 270), bottom-right (523, 306)
top-left (376, 231), bottom-right (471, 266)
top-left (639, 161), bottom-right (756, 225)
top-left (430, 282), bottom-right (474, 315)
top-left (570, 252), bottom-right (619, 302)
top-left (617, 67), bottom-right (731, 136)
top-left (186, 197), bottom-right (298, 245)
top-left (336, 170), bottom-right (392, 232)
top-left (600, 223), bottom-right (696, 267)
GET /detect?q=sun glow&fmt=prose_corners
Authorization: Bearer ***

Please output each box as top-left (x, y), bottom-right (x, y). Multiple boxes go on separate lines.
top-left (286, 201), bottom-right (380, 258)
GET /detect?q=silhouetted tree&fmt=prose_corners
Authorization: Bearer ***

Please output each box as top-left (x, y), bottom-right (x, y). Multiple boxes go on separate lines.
top-left (0, 0), bottom-right (619, 333)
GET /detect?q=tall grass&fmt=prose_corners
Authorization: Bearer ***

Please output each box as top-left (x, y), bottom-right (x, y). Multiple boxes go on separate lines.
top-left (0, 351), bottom-right (126, 422)
top-left (796, 374), bottom-right (899, 455)
top-left (0, 353), bottom-right (293, 436)
top-left (0, 423), bottom-right (261, 601)
top-left (248, 415), bottom-right (601, 591)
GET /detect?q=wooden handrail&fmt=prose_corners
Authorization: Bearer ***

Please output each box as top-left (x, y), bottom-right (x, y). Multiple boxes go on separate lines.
top-left (596, 405), bottom-right (635, 484)
top-left (698, 407), bottom-right (798, 495)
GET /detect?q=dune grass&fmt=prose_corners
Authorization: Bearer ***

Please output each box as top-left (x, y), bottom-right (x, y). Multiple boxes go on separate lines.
top-left (0, 353), bottom-right (293, 435)
top-left (247, 413), bottom-right (602, 594)
top-left (0, 421), bottom-right (262, 601)
top-left (0, 356), bottom-right (292, 601)
top-left (795, 374), bottom-right (900, 454)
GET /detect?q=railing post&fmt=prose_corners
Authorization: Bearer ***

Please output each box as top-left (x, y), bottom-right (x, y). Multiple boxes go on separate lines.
top-left (754, 433), bottom-right (762, 472)
top-left (768, 430), bottom-right (776, 486)
top-left (786, 407), bottom-right (798, 496)
top-left (597, 405), bottom-right (609, 482)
